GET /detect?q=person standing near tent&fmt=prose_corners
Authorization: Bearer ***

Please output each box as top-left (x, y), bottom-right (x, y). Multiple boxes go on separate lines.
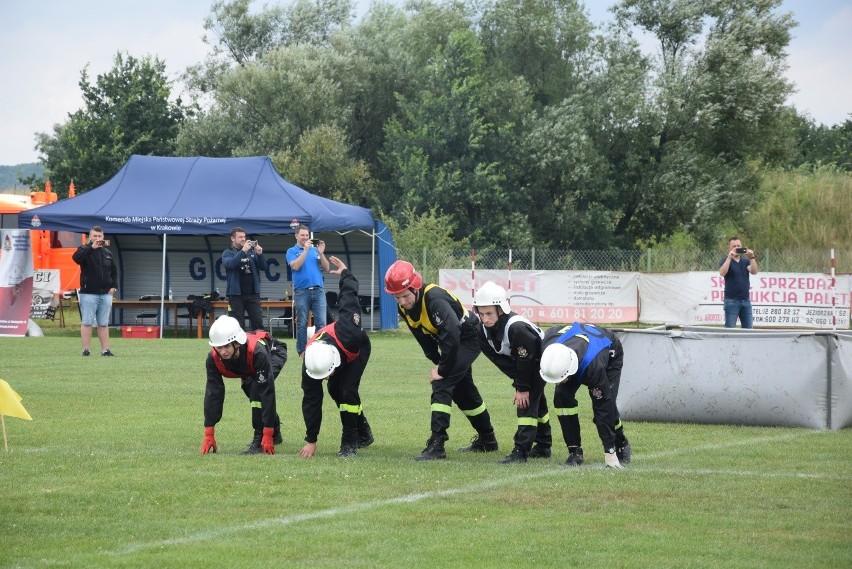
top-left (385, 259), bottom-right (498, 460)
top-left (298, 255), bottom-right (374, 458)
top-left (539, 322), bottom-right (631, 469)
top-left (201, 315), bottom-right (286, 455)
top-left (472, 281), bottom-right (553, 464)
top-left (287, 225), bottom-right (330, 356)
top-left (222, 227), bottom-right (267, 331)
top-left (72, 226), bottom-right (118, 356)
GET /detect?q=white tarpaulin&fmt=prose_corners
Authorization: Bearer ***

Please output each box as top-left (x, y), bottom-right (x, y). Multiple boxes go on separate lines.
top-left (616, 328), bottom-right (852, 430)
top-left (639, 272), bottom-right (851, 328)
top-left (439, 269), bottom-right (639, 324)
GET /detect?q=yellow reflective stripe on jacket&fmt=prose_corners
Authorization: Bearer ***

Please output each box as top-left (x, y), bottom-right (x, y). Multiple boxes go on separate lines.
top-left (339, 403), bottom-right (362, 414)
top-left (402, 284), bottom-right (464, 336)
top-left (431, 402), bottom-right (453, 415)
top-left (554, 406), bottom-right (578, 416)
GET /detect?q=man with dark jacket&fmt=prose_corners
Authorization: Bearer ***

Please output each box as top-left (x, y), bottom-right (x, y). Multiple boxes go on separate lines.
top-left (299, 256), bottom-right (374, 458)
top-left (472, 281), bottom-right (552, 464)
top-left (201, 315), bottom-right (286, 455)
top-left (221, 227), bottom-right (267, 331)
top-left (72, 226), bottom-right (118, 356)
top-left (540, 322), bottom-right (631, 469)
top-left (385, 259), bottom-right (498, 460)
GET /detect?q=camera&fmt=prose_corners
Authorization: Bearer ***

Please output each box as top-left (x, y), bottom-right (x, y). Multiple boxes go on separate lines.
top-left (735, 247), bottom-right (747, 254)
top-left (92, 239), bottom-right (110, 247)
top-left (310, 238), bottom-right (320, 246)
top-left (246, 240), bottom-right (257, 248)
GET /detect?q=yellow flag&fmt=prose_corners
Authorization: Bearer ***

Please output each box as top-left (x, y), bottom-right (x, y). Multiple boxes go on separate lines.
top-left (0, 379), bottom-right (33, 420)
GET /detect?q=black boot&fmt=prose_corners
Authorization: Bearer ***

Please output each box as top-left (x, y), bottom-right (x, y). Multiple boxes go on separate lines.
top-left (356, 414), bottom-right (374, 449)
top-left (416, 433), bottom-right (447, 460)
top-left (564, 446), bottom-right (584, 466)
top-left (527, 444), bottom-right (552, 459)
top-left (240, 432), bottom-right (263, 455)
top-left (498, 447), bottom-right (528, 464)
top-left (616, 440), bottom-right (632, 464)
top-left (458, 430), bottom-right (498, 452)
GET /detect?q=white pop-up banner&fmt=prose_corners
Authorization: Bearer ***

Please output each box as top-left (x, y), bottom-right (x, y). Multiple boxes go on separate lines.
top-left (639, 272), bottom-right (851, 328)
top-left (0, 230), bottom-right (35, 337)
top-left (439, 269), bottom-right (639, 324)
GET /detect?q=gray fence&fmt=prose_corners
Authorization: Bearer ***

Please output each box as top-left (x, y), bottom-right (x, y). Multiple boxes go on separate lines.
top-left (397, 248), bottom-right (850, 284)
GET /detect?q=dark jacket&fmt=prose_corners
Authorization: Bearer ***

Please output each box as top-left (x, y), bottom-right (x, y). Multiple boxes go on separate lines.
top-left (221, 246), bottom-right (267, 296)
top-left (72, 244), bottom-right (118, 294)
top-left (398, 284), bottom-right (480, 378)
top-left (478, 313), bottom-right (543, 392)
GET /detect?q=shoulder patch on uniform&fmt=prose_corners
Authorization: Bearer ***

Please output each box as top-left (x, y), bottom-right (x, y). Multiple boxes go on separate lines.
top-left (353, 313), bottom-right (360, 326)
top-left (257, 370), bottom-right (268, 384)
top-left (517, 346), bottom-right (529, 359)
top-left (433, 312), bottom-right (443, 326)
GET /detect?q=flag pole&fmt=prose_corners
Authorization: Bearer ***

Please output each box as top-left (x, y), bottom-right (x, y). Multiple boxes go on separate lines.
top-left (2, 414), bottom-right (8, 452)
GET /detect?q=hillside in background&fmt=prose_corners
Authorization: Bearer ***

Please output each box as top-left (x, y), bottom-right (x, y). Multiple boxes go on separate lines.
top-left (0, 162), bottom-right (43, 192)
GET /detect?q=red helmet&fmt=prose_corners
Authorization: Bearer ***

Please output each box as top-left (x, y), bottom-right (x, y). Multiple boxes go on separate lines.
top-left (384, 260), bottom-right (423, 294)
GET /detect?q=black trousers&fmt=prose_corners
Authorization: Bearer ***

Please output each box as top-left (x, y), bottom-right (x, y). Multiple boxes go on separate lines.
top-left (429, 336), bottom-right (493, 439)
top-left (228, 293), bottom-right (264, 332)
top-left (514, 377), bottom-right (552, 451)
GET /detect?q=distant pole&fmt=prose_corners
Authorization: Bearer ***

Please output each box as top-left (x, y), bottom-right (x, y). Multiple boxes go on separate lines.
top-left (508, 249), bottom-right (513, 292)
top-left (471, 248), bottom-right (476, 301)
top-left (830, 248), bottom-right (837, 331)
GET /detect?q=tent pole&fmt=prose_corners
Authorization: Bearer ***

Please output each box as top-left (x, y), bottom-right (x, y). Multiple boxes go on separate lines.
top-left (159, 234), bottom-right (167, 338)
top-left (370, 229), bottom-right (377, 331)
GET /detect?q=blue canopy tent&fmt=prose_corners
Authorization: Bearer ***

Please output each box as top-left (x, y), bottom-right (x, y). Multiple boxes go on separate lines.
top-left (19, 155), bottom-right (399, 331)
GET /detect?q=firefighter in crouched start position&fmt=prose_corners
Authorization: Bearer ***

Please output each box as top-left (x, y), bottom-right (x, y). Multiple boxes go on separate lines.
top-left (201, 315), bottom-right (287, 455)
top-left (472, 281), bottom-right (552, 463)
top-left (299, 255), bottom-right (374, 458)
top-left (539, 322), bottom-right (631, 469)
top-left (385, 259), bottom-right (498, 460)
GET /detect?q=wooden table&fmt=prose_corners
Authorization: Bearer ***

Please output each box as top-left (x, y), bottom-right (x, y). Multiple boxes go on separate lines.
top-left (111, 299), bottom-right (190, 335)
top-left (198, 299), bottom-right (295, 339)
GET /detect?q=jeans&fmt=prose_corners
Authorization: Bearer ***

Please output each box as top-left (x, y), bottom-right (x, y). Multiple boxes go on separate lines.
top-left (79, 293), bottom-right (112, 326)
top-left (294, 286), bottom-right (327, 354)
top-left (724, 298), bottom-right (753, 328)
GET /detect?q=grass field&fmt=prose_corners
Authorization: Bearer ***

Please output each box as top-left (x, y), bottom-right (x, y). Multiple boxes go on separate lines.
top-left (1, 330), bottom-right (850, 568)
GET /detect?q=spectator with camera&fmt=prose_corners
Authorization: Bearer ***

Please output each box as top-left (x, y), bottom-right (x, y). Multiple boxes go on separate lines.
top-left (222, 227), bottom-right (267, 331)
top-left (287, 225), bottom-right (330, 356)
top-left (73, 225), bottom-right (118, 356)
top-left (719, 236), bottom-right (759, 328)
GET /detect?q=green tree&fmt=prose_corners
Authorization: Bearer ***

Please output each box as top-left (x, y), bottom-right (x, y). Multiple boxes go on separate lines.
top-left (608, 0), bottom-right (797, 246)
top-left (35, 52), bottom-right (187, 194)
top-left (271, 124), bottom-right (374, 206)
top-left (382, 29), bottom-right (521, 245)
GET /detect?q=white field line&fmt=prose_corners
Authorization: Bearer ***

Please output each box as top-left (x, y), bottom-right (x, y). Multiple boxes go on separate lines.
top-left (106, 429), bottom-right (842, 556)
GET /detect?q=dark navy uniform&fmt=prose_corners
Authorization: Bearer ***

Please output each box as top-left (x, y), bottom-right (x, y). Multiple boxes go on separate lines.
top-left (400, 284), bottom-right (495, 444)
top-left (479, 313), bottom-right (552, 454)
top-left (542, 323), bottom-right (628, 453)
top-left (301, 269), bottom-right (372, 449)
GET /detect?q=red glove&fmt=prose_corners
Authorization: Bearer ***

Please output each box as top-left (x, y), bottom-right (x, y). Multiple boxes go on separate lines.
top-left (201, 426), bottom-right (217, 455)
top-left (261, 427), bottom-right (275, 455)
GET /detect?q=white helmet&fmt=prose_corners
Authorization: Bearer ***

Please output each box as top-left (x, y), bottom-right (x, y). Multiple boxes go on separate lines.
top-left (304, 342), bottom-right (341, 379)
top-left (539, 343), bottom-right (579, 384)
top-left (472, 281), bottom-right (511, 314)
top-left (208, 315), bottom-right (247, 347)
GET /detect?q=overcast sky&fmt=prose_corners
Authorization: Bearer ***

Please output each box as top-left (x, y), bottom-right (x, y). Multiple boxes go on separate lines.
top-left (1, 0), bottom-right (849, 166)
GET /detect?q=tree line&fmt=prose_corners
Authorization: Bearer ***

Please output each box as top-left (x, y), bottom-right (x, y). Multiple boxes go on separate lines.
top-left (28, 0), bottom-right (851, 251)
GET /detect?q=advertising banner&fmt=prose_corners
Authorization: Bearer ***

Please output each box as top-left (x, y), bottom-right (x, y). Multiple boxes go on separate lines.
top-left (439, 269), bottom-right (639, 324)
top-left (30, 269), bottom-right (60, 320)
top-left (0, 230), bottom-right (35, 337)
top-left (639, 272), bottom-right (851, 328)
